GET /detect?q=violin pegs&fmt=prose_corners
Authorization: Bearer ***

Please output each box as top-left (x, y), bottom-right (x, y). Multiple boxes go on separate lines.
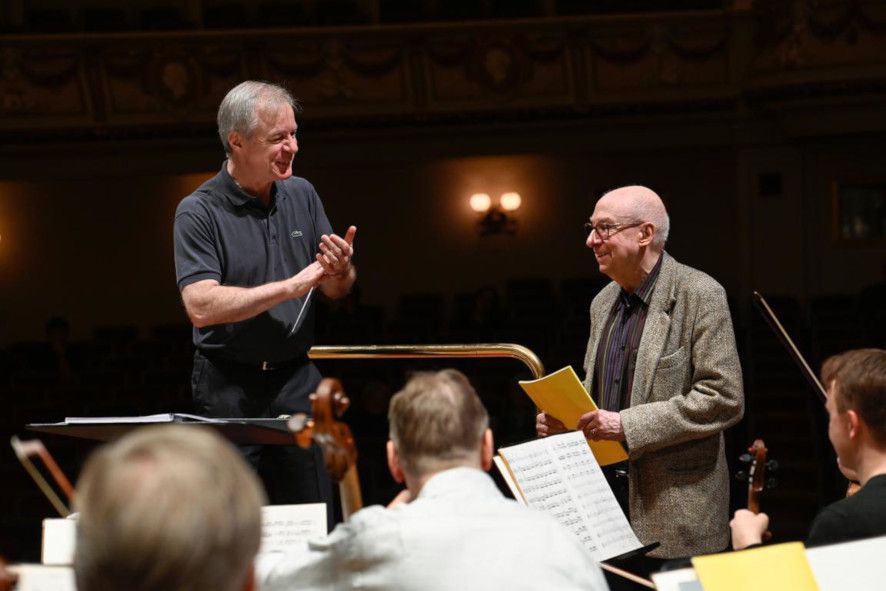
top-left (735, 470), bottom-right (748, 482)
top-left (766, 459), bottom-right (779, 472)
top-left (738, 453), bottom-right (752, 464)
top-left (766, 477), bottom-right (779, 489)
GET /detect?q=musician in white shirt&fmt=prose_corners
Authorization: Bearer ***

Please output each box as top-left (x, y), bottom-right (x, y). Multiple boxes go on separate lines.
top-left (260, 369), bottom-right (609, 591)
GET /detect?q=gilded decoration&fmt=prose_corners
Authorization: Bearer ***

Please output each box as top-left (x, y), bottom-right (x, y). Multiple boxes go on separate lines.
top-left (1, 2), bottom-right (886, 134)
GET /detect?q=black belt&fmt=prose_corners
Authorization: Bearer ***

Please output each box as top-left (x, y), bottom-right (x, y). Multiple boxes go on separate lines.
top-left (199, 351), bottom-right (308, 372)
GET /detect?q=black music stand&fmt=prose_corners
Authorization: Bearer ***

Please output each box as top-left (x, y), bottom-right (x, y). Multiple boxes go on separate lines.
top-left (27, 414), bottom-right (295, 446)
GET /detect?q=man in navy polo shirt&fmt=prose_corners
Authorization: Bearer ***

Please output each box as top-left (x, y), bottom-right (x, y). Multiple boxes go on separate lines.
top-left (173, 80), bottom-right (356, 514)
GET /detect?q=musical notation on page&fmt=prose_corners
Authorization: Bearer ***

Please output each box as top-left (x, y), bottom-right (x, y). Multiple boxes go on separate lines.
top-left (496, 431), bottom-right (641, 561)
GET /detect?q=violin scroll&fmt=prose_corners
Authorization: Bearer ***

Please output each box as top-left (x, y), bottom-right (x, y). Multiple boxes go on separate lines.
top-left (736, 438), bottom-right (777, 541)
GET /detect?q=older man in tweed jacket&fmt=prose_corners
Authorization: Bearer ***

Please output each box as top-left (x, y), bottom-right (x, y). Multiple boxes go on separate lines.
top-left (537, 186), bottom-right (744, 567)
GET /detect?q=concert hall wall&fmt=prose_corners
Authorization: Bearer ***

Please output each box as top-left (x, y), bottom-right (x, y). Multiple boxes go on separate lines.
top-left (0, 124), bottom-right (884, 343)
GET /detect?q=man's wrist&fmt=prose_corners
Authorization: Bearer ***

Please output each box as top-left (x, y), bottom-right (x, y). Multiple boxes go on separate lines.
top-left (330, 264), bottom-right (353, 280)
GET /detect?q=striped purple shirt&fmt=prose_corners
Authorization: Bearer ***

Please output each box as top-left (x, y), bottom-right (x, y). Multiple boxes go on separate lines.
top-left (593, 255), bottom-right (663, 412)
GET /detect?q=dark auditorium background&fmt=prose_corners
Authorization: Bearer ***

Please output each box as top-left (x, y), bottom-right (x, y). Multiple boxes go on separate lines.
top-left (1, 0), bottom-right (884, 561)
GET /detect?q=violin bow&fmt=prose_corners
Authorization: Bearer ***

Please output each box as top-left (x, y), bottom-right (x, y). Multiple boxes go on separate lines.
top-left (753, 292), bottom-right (859, 494)
top-left (752, 291), bottom-right (828, 402)
top-left (599, 563), bottom-right (655, 589)
top-left (10, 436), bottom-right (74, 517)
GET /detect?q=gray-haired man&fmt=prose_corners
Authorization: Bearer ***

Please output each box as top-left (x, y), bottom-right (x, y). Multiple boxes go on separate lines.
top-left (173, 81), bottom-right (356, 514)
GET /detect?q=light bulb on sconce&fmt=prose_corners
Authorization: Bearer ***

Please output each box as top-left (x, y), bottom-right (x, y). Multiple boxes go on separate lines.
top-left (469, 193), bottom-right (492, 212)
top-left (499, 192), bottom-right (521, 211)
top-left (469, 191), bottom-right (522, 235)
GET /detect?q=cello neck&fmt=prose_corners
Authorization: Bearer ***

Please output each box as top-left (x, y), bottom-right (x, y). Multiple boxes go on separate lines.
top-left (339, 464), bottom-right (363, 520)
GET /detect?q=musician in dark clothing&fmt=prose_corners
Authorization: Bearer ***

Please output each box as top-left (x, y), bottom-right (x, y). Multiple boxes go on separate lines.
top-left (731, 348), bottom-right (886, 549)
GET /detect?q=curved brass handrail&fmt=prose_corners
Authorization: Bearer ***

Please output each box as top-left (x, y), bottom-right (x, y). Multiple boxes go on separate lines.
top-left (308, 343), bottom-right (545, 379)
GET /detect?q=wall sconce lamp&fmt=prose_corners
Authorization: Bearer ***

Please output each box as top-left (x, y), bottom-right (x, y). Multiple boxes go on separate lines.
top-left (469, 191), bottom-right (522, 235)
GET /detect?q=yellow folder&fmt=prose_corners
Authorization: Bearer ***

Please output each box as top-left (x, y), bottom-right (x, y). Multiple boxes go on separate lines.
top-left (692, 542), bottom-right (819, 591)
top-left (518, 366), bottom-right (628, 466)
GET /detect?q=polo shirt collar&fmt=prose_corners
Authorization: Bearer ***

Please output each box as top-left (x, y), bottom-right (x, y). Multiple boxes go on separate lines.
top-left (218, 160), bottom-right (281, 208)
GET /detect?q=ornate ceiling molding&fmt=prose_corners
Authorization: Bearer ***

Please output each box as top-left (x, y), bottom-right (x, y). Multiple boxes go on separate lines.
top-left (1, 3), bottom-right (885, 137)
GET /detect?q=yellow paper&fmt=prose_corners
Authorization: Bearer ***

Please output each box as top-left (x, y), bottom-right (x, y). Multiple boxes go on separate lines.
top-left (519, 366), bottom-right (628, 466)
top-left (692, 542), bottom-right (819, 591)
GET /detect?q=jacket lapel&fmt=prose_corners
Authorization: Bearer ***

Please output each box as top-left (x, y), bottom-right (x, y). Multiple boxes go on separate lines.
top-left (630, 253), bottom-right (677, 407)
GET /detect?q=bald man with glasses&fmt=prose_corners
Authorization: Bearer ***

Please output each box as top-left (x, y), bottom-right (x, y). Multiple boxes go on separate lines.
top-left (537, 186), bottom-right (744, 581)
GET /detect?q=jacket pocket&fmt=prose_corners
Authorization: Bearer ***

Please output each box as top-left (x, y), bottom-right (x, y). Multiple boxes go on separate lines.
top-left (656, 345), bottom-right (687, 370)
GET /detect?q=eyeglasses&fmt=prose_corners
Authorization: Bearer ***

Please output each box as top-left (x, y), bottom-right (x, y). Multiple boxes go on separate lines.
top-left (583, 221), bottom-right (644, 239)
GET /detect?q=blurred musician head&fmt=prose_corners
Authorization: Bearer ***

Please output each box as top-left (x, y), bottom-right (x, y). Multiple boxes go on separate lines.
top-left (74, 425), bottom-right (266, 591)
top-left (821, 348), bottom-right (886, 483)
top-left (386, 369), bottom-right (493, 495)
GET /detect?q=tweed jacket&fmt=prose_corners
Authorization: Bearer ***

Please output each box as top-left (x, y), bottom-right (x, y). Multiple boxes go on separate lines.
top-left (582, 252), bottom-right (744, 558)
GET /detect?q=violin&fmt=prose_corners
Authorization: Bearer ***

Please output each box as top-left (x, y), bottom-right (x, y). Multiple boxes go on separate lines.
top-left (736, 438), bottom-right (778, 540)
top-left (288, 378), bottom-right (363, 519)
top-left (738, 439), bottom-right (777, 512)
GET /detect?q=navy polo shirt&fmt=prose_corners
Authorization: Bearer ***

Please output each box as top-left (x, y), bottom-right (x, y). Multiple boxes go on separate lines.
top-left (173, 161), bottom-right (333, 364)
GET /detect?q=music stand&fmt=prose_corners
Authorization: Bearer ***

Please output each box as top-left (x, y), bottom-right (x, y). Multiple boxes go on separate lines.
top-left (27, 414), bottom-right (295, 446)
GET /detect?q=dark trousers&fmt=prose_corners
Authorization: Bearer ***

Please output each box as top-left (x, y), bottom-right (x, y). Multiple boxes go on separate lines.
top-left (191, 351), bottom-right (335, 529)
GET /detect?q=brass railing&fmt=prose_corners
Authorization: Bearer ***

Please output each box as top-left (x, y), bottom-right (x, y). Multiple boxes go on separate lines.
top-left (308, 343), bottom-right (545, 379)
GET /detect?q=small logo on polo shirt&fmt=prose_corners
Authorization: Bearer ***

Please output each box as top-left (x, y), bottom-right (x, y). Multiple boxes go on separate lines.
top-left (290, 230), bottom-right (303, 238)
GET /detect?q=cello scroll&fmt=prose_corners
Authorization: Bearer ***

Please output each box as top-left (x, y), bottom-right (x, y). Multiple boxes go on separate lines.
top-left (287, 378), bottom-right (363, 519)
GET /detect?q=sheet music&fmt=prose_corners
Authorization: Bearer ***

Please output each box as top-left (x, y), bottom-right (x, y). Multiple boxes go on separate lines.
top-left (498, 431), bottom-right (641, 561)
top-left (41, 518), bottom-right (76, 565)
top-left (259, 503), bottom-right (327, 555)
top-left (492, 456), bottom-right (523, 502)
top-left (61, 413), bottom-right (219, 425)
top-left (650, 568), bottom-right (703, 591)
top-left (37, 504), bottom-right (328, 567)
top-left (63, 413), bottom-right (177, 424)
top-left (806, 535), bottom-right (886, 590)
top-left (8, 565), bottom-right (76, 591)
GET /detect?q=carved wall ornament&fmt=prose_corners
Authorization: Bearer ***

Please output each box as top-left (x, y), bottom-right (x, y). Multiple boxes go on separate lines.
top-left (0, 47), bottom-right (76, 117)
top-left (807, 0), bottom-right (886, 41)
top-left (317, 40), bottom-right (355, 100)
top-left (588, 28), bottom-right (652, 64)
top-left (195, 45), bottom-right (242, 77)
top-left (145, 52), bottom-right (203, 107)
top-left (665, 25), bottom-right (729, 61)
top-left (757, 0), bottom-right (886, 48)
top-left (0, 83), bottom-right (38, 115)
top-left (341, 43), bottom-right (402, 76)
top-left (265, 42), bottom-right (327, 76)
top-left (465, 38), bottom-right (531, 96)
top-left (523, 33), bottom-right (566, 61)
top-left (0, 5), bottom-right (884, 134)
top-left (105, 48), bottom-right (152, 78)
top-left (17, 49), bottom-right (80, 87)
top-left (426, 33), bottom-right (471, 65)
